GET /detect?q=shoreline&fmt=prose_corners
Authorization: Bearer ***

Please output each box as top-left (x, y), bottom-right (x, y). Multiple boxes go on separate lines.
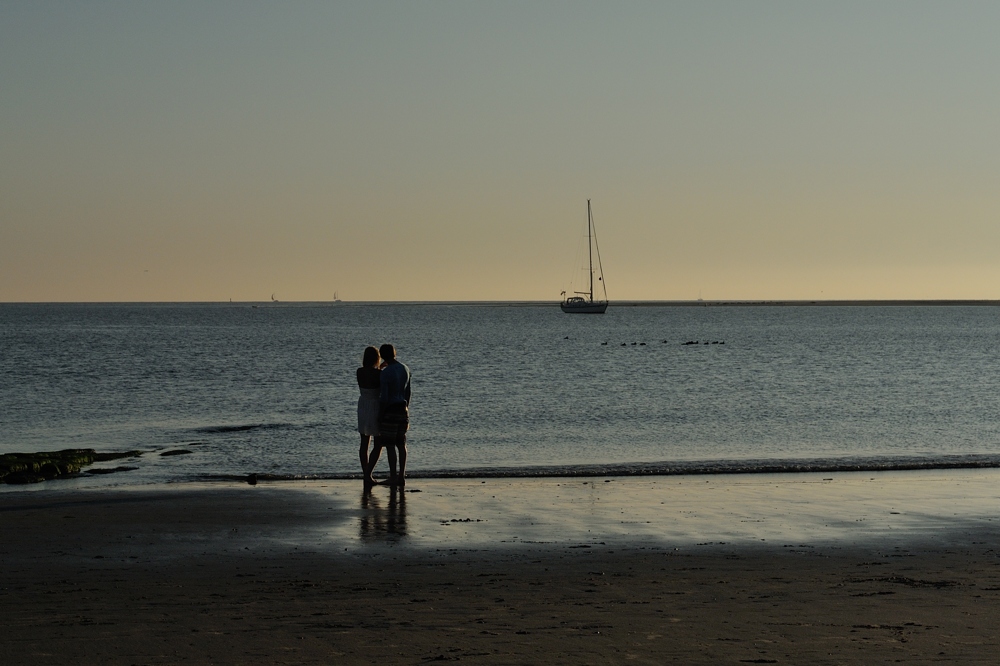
top-left (4, 471), bottom-right (1000, 663)
top-left (202, 453), bottom-right (1000, 482)
top-left (9, 452), bottom-right (1000, 488)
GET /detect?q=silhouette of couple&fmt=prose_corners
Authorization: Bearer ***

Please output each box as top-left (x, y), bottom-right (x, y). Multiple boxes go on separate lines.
top-left (356, 343), bottom-right (411, 487)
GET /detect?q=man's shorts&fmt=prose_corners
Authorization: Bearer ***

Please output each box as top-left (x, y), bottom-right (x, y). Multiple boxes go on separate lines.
top-left (378, 403), bottom-right (409, 440)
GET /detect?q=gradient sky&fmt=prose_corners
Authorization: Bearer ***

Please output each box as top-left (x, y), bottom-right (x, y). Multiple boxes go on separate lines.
top-left (3, 2), bottom-right (1000, 302)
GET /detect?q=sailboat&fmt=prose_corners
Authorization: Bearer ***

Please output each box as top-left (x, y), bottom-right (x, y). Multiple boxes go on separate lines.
top-left (561, 200), bottom-right (609, 314)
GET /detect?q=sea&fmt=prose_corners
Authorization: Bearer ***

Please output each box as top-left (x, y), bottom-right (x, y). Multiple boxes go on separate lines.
top-left (3, 302), bottom-right (1000, 487)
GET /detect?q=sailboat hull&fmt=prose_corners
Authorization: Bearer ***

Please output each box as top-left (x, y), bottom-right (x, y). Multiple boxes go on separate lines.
top-left (560, 301), bottom-right (608, 314)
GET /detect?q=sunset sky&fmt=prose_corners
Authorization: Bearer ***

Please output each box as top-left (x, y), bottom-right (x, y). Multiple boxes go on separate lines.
top-left (3, 2), bottom-right (1000, 302)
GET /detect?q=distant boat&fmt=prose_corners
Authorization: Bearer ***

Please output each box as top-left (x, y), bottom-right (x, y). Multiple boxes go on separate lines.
top-left (333, 291), bottom-right (342, 303)
top-left (561, 200), bottom-right (608, 314)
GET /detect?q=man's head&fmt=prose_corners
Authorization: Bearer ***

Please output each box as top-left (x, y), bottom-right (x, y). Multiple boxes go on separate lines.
top-left (379, 344), bottom-right (396, 362)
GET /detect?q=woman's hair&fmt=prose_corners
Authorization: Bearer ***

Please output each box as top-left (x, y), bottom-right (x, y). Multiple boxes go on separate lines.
top-left (362, 346), bottom-right (380, 368)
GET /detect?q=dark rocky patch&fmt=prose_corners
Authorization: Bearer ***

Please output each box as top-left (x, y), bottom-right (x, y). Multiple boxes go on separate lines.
top-left (0, 449), bottom-right (142, 484)
top-left (160, 449), bottom-right (193, 457)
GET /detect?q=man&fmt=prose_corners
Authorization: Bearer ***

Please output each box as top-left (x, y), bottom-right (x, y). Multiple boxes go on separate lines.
top-left (376, 343), bottom-right (411, 486)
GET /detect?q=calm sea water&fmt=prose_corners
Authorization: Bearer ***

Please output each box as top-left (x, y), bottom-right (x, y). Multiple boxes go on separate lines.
top-left (3, 303), bottom-right (1000, 486)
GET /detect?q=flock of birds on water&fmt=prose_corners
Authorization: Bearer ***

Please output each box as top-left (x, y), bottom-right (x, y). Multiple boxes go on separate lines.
top-left (563, 337), bottom-right (726, 346)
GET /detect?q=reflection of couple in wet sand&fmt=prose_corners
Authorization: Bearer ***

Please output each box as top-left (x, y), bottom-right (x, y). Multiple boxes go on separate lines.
top-left (356, 343), bottom-right (411, 487)
top-left (359, 484), bottom-right (406, 541)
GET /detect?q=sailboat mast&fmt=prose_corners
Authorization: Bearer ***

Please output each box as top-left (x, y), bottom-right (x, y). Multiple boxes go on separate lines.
top-left (587, 199), bottom-right (593, 302)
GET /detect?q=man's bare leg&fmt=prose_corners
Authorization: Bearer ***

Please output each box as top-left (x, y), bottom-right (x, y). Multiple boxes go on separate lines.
top-left (385, 442), bottom-right (398, 485)
top-left (395, 435), bottom-right (407, 487)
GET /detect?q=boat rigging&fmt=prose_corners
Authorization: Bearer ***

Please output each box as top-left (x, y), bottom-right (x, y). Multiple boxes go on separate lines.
top-left (561, 199), bottom-right (608, 314)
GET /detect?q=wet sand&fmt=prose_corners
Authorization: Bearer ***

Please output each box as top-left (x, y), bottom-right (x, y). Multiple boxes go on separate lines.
top-left (3, 470), bottom-right (1000, 664)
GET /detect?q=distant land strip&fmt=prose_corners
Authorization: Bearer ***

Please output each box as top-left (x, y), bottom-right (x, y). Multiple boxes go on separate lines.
top-left (242, 298), bottom-right (1000, 307)
top-left (612, 299), bottom-right (1000, 307)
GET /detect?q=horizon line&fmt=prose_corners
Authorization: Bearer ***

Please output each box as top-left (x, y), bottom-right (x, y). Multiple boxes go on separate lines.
top-left (6, 299), bottom-right (1000, 307)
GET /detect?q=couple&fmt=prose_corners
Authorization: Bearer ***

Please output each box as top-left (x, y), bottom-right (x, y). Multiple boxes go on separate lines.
top-left (356, 343), bottom-right (411, 487)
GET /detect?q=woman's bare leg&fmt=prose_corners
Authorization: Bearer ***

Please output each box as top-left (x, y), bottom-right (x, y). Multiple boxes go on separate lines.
top-left (359, 434), bottom-right (370, 475)
top-left (362, 435), bottom-right (383, 485)
top-left (367, 437), bottom-right (384, 483)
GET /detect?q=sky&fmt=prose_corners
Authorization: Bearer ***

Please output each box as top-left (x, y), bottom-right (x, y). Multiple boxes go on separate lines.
top-left (2, 1), bottom-right (1000, 302)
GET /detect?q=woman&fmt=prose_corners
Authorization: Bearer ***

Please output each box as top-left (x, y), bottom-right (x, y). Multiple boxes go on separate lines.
top-left (356, 346), bottom-right (382, 486)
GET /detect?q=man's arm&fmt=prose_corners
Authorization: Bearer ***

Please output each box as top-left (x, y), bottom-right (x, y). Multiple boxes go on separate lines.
top-left (379, 368), bottom-right (389, 405)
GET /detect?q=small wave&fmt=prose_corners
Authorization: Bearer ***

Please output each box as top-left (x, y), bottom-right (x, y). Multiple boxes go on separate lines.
top-left (200, 454), bottom-right (1000, 482)
top-left (417, 455), bottom-right (1000, 478)
top-left (193, 423), bottom-right (292, 434)
top-left (203, 473), bottom-right (333, 482)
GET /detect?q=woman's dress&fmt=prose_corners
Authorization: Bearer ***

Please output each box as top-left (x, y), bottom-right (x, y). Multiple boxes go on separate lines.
top-left (357, 366), bottom-right (381, 436)
top-left (357, 388), bottom-right (381, 436)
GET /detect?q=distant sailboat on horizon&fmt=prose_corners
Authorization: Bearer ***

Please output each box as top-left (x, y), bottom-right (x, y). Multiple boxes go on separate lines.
top-left (561, 200), bottom-right (608, 314)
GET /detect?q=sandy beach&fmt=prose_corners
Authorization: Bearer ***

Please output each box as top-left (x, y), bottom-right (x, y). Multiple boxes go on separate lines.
top-left (3, 470), bottom-right (1000, 664)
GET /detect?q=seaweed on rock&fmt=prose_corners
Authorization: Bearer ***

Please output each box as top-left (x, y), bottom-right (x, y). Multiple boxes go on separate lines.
top-left (0, 449), bottom-right (142, 484)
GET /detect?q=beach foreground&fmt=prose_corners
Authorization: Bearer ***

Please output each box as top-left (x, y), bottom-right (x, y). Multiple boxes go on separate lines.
top-left (3, 472), bottom-right (1000, 664)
